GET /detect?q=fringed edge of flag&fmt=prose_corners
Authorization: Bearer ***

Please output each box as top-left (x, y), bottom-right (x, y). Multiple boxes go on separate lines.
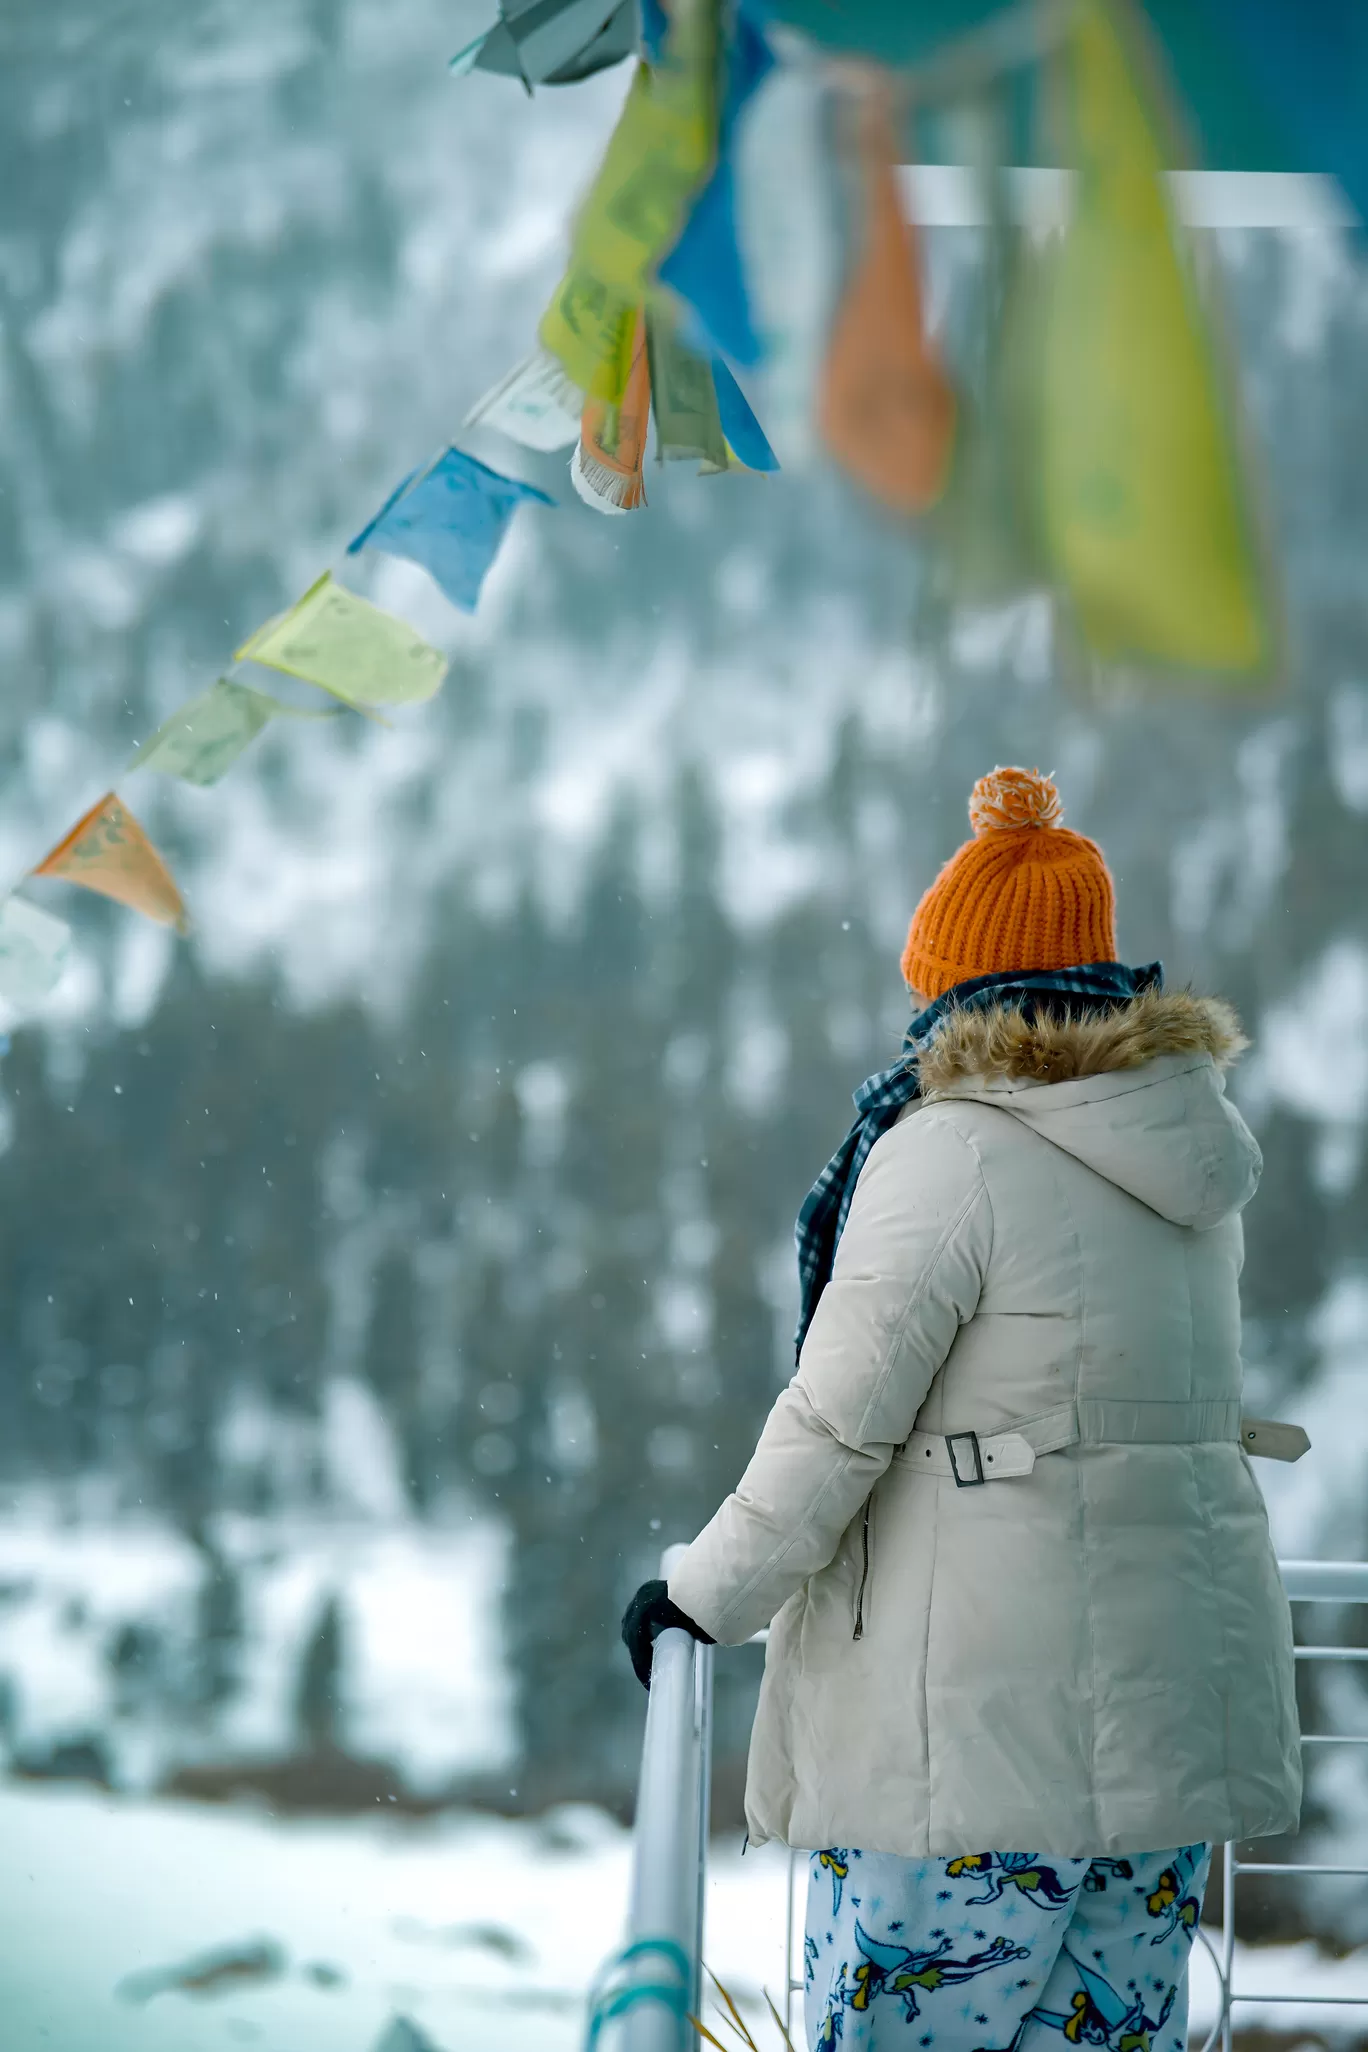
top-left (570, 440), bottom-right (646, 515)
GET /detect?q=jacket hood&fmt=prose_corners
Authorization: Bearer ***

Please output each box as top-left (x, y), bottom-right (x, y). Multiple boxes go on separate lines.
top-left (918, 989), bottom-right (1261, 1230)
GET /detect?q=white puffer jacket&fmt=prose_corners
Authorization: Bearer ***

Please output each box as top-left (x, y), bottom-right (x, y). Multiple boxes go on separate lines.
top-left (670, 991), bottom-right (1301, 1858)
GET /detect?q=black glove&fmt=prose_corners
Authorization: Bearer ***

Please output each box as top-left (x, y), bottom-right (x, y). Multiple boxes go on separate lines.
top-left (621, 1578), bottom-right (715, 1689)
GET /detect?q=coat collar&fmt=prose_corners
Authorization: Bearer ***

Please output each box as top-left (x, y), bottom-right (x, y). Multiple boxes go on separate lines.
top-left (916, 988), bottom-right (1247, 1097)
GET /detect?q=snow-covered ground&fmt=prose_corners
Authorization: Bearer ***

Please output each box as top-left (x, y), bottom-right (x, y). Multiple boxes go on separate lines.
top-left (0, 1782), bottom-right (790, 2052)
top-left (0, 1493), bottom-right (512, 1797)
top-left (3, 1781), bottom-right (1367, 2050)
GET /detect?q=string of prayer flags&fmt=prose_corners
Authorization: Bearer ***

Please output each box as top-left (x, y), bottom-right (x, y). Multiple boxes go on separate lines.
top-left (818, 80), bottom-right (956, 515)
top-left (348, 447), bottom-right (553, 612)
top-left (733, 65), bottom-right (841, 473)
top-left (451, 0), bottom-right (635, 87)
top-left (711, 359), bottom-right (779, 473)
top-left (1033, 0), bottom-right (1268, 672)
top-left (656, 6), bottom-right (774, 368)
top-left (0, 897), bottom-right (71, 1006)
top-left (538, 0), bottom-right (718, 401)
top-left (132, 679), bottom-right (336, 789)
top-left (34, 793), bottom-right (188, 934)
top-left (572, 312), bottom-right (651, 511)
top-left (235, 573), bottom-right (447, 708)
top-left (646, 311), bottom-right (728, 468)
top-left (464, 350), bottom-right (584, 452)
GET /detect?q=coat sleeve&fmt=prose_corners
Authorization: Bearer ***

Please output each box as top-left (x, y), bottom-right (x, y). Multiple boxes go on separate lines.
top-left (668, 1108), bottom-right (992, 1645)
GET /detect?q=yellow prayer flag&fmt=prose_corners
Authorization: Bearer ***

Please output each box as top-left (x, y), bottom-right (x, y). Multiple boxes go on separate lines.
top-left (539, 0), bottom-right (717, 403)
top-left (235, 574), bottom-right (447, 708)
top-left (1032, 0), bottom-right (1268, 673)
top-left (34, 793), bottom-right (188, 933)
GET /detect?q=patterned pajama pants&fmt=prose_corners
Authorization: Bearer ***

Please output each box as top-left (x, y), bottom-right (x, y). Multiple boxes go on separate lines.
top-left (805, 1843), bottom-right (1210, 2052)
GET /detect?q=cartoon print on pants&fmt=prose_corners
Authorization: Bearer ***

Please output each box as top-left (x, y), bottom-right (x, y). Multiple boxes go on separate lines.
top-left (1014, 1950), bottom-right (1174, 2051)
top-left (814, 1990), bottom-right (845, 2051)
top-left (849, 1922), bottom-right (1030, 2026)
top-left (809, 1844), bottom-right (1209, 2052)
top-left (818, 1847), bottom-right (851, 1916)
top-left (947, 1851), bottom-right (1080, 1909)
top-left (1145, 1843), bottom-right (1204, 1946)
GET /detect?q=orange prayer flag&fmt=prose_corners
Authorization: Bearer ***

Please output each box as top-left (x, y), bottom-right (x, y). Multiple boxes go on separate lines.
top-left (571, 312), bottom-right (651, 514)
top-left (34, 792), bottom-right (188, 933)
top-left (818, 81), bottom-right (956, 515)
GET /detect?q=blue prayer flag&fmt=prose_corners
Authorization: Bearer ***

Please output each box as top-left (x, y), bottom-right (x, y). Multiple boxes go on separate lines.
top-left (711, 359), bottom-right (779, 472)
top-left (347, 447), bottom-right (553, 612)
top-left (657, 9), bottom-right (774, 367)
top-left (639, 0), bottom-right (668, 63)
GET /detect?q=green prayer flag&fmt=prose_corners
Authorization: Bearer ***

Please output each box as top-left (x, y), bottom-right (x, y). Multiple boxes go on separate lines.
top-left (133, 679), bottom-right (334, 788)
top-left (1032, 0), bottom-right (1269, 674)
top-left (646, 311), bottom-right (728, 468)
top-left (539, 0), bottom-right (717, 402)
top-left (235, 574), bottom-right (448, 709)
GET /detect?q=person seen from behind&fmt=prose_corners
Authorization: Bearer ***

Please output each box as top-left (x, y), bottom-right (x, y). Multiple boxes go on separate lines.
top-left (622, 767), bottom-right (1300, 2052)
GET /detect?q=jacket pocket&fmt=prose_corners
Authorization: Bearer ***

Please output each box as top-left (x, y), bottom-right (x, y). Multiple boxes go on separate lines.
top-left (852, 1495), bottom-right (875, 1641)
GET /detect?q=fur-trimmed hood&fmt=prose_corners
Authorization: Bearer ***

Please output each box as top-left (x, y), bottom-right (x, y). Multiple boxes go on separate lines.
top-left (917, 988), bottom-right (1247, 1094)
top-left (914, 988), bottom-right (1261, 1231)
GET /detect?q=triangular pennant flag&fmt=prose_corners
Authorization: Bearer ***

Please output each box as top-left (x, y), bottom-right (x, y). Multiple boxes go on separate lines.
top-left (646, 310), bottom-right (728, 467)
top-left (0, 896), bottom-right (71, 1006)
top-left (572, 313), bottom-right (651, 512)
top-left (132, 679), bottom-right (334, 789)
top-left (449, 23), bottom-right (496, 77)
top-left (656, 7), bottom-right (774, 367)
top-left (34, 793), bottom-right (188, 933)
top-left (235, 574), bottom-right (447, 708)
top-left (464, 350), bottom-right (584, 452)
top-left (348, 448), bottom-right (553, 612)
top-left (1031, 0), bottom-right (1268, 672)
top-left (539, 0), bottom-right (717, 402)
top-left (818, 81), bottom-right (956, 514)
top-left (452, 0), bottom-right (635, 87)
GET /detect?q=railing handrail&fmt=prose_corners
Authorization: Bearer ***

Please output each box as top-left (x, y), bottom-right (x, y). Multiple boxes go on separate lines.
top-left (594, 1556), bottom-right (1368, 2052)
top-left (1278, 1558), bottom-right (1368, 1603)
top-left (589, 1548), bottom-right (712, 2052)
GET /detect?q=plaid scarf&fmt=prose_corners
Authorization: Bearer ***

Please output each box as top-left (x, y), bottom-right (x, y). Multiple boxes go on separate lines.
top-left (793, 960), bottom-right (1163, 1356)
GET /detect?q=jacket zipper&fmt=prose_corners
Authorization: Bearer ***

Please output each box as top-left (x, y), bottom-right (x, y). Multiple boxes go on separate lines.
top-left (853, 1501), bottom-right (872, 1640)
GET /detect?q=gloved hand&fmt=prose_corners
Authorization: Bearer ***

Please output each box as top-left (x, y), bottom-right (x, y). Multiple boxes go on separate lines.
top-left (621, 1578), bottom-right (714, 1689)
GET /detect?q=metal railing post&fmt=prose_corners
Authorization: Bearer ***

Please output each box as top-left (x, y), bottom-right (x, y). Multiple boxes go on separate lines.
top-left (1219, 1837), bottom-right (1235, 2052)
top-left (586, 1549), bottom-right (713, 2052)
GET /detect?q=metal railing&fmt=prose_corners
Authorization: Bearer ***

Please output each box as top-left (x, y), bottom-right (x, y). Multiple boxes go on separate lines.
top-left (596, 1557), bottom-right (1368, 2051)
top-left (1212, 1557), bottom-right (1368, 2052)
top-left (587, 1546), bottom-right (713, 2052)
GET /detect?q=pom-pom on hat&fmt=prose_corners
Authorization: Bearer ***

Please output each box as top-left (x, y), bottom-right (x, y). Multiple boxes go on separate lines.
top-left (900, 767), bottom-right (1117, 1000)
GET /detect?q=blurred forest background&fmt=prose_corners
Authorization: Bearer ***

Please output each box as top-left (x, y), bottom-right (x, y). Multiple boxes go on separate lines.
top-left (2, 0), bottom-right (1368, 1952)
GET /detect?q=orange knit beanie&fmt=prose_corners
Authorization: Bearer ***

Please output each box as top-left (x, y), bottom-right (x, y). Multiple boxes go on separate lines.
top-left (900, 767), bottom-right (1117, 999)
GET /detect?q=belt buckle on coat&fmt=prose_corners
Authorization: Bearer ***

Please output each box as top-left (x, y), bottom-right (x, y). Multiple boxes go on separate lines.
top-left (946, 1430), bottom-right (986, 1486)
